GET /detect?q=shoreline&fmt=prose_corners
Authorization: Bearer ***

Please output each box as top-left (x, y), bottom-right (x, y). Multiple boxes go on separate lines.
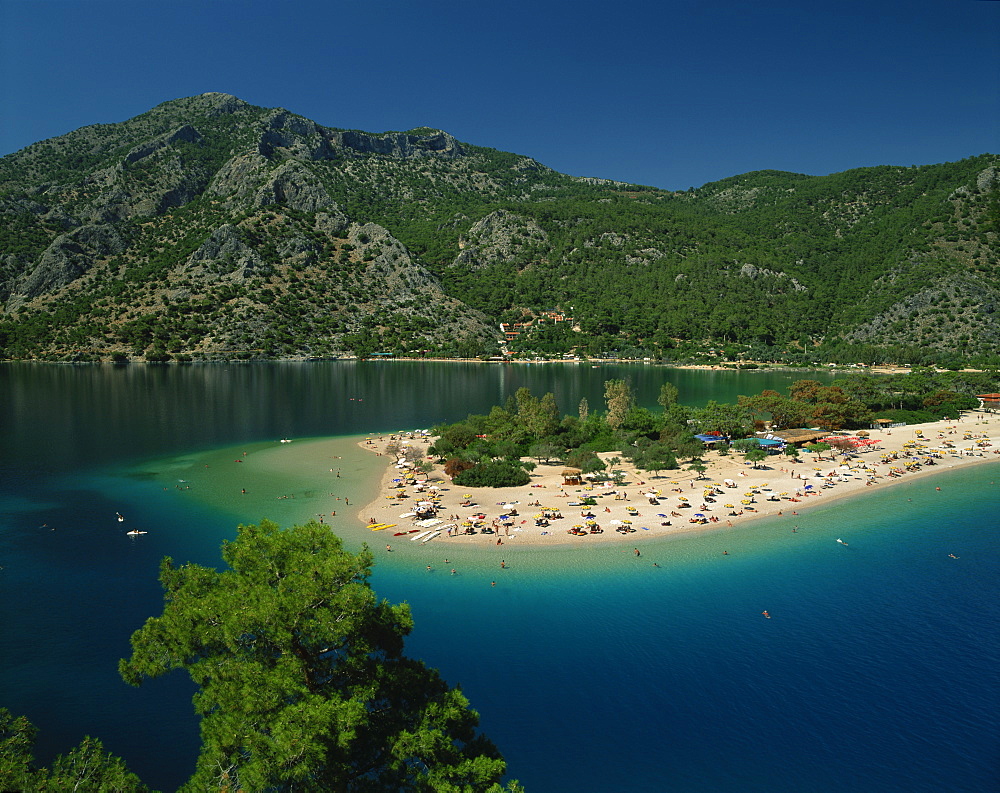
top-left (342, 357), bottom-right (929, 375)
top-left (355, 413), bottom-right (1000, 550)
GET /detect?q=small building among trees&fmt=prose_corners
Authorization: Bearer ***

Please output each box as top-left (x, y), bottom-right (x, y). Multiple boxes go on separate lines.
top-left (561, 467), bottom-right (582, 485)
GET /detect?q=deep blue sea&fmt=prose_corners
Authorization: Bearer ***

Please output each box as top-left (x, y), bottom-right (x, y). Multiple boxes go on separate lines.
top-left (1, 362), bottom-right (997, 792)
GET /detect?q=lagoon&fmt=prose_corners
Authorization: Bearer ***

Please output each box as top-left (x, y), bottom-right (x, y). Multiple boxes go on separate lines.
top-left (1, 361), bottom-right (997, 791)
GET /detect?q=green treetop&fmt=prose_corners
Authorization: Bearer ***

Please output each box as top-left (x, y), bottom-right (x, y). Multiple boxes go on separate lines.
top-left (119, 520), bottom-right (521, 793)
top-left (0, 708), bottom-right (149, 792)
top-left (603, 379), bottom-right (635, 430)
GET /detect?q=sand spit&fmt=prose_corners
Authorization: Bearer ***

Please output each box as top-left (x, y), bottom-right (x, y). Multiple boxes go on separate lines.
top-left (356, 414), bottom-right (1000, 549)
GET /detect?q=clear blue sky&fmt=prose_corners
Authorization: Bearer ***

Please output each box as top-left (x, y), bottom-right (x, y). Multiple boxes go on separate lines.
top-left (2, 0), bottom-right (997, 190)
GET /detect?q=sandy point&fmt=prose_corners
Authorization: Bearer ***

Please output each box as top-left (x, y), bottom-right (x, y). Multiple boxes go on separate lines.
top-left (355, 414), bottom-right (1000, 550)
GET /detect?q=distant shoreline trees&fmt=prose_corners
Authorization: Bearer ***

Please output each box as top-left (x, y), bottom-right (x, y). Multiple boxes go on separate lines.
top-left (426, 370), bottom-right (994, 485)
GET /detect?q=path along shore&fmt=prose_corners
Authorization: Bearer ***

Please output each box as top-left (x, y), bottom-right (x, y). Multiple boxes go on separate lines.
top-left (356, 413), bottom-right (1000, 548)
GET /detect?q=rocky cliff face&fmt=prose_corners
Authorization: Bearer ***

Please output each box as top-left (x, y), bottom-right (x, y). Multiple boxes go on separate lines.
top-left (14, 224), bottom-right (130, 303)
top-left (453, 210), bottom-right (550, 271)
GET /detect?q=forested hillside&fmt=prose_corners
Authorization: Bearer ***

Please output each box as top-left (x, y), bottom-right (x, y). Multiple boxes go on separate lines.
top-left (1, 93), bottom-right (997, 365)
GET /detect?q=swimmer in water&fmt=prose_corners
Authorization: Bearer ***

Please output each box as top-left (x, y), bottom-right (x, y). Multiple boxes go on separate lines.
top-left (762, 611), bottom-right (771, 619)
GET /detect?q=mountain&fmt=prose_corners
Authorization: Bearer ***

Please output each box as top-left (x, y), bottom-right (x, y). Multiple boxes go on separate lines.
top-left (1, 93), bottom-right (997, 365)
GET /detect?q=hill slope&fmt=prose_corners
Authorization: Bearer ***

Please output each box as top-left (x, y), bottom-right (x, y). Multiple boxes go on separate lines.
top-left (1, 93), bottom-right (997, 364)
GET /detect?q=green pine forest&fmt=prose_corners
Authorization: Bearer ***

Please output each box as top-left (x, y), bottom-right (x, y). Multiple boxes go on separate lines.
top-left (1, 93), bottom-right (998, 366)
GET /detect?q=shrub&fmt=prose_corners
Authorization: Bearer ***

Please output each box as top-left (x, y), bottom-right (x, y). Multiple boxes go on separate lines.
top-left (453, 460), bottom-right (531, 487)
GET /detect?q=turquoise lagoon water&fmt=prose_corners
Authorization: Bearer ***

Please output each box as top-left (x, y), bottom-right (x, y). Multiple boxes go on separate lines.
top-left (1, 362), bottom-right (997, 792)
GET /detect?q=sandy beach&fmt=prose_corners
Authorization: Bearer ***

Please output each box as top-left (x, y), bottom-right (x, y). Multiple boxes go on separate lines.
top-left (356, 412), bottom-right (1000, 548)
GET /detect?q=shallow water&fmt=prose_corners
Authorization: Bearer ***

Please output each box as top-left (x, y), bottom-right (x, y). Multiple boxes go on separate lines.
top-left (2, 362), bottom-right (997, 792)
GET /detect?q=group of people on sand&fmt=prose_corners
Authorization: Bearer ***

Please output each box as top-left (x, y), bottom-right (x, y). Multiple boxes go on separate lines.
top-left (357, 413), bottom-right (1000, 549)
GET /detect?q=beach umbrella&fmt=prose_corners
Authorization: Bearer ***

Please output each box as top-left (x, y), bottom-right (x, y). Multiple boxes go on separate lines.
top-left (679, 496), bottom-right (688, 502)
top-left (724, 503), bottom-right (735, 508)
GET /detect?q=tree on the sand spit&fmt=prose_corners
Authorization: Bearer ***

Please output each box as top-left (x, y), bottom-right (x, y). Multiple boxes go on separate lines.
top-left (119, 520), bottom-right (523, 792)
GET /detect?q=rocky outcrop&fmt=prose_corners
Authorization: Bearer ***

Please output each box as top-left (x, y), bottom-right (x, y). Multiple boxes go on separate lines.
top-left (252, 161), bottom-right (339, 213)
top-left (251, 110), bottom-right (463, 163)
top-left (350, 223), bottom-right (439, 294)
top-left (208, 154), bottom-right (346, 217)
top-left (185, 224), bottom-right (272, 281)
top-left (208, 152), bottom-right (272, 201)
top-left (738, 263), bottom-right (808, 292)
top-left (14, 224), bottom-right (128, 299)
top-left (844, 273), bottom-right (1000, 352)
top-left (123, 124), bottom-right (203, 166)
top-left (329, 129), bottom-right (463, 159)
top-left (452, 210), bottom-right (549, 271)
